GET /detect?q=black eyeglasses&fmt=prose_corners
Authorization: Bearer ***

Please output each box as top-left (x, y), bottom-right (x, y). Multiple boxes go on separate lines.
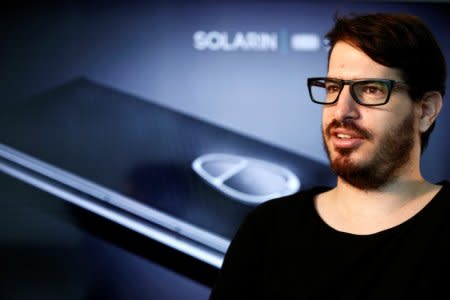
top-left (307, 77), bottom-right (408, 106)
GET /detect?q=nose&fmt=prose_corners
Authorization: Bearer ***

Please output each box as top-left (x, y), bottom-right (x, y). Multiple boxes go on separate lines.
top-left (331, 85), bottom-right (360, 122)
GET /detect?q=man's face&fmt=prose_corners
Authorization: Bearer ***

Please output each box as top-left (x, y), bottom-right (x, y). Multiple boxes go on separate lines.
top-left (322, 41), bottom-right (420, 190)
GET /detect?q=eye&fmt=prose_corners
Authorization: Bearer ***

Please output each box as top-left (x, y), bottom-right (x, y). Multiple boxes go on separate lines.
top-left (360, 82), bottom-right (388, 96)
top-left (325, 82), bottom-right (340, 93)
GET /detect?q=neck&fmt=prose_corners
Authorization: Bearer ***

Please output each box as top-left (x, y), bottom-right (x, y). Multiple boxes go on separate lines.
top-left (335, 176), bottom-right (428, 210)
top-left (316, 173), bottom-right (441, 235)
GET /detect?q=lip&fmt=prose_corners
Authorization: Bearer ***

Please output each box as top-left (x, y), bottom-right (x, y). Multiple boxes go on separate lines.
top-left (329, 128), bottom-right (365, 149)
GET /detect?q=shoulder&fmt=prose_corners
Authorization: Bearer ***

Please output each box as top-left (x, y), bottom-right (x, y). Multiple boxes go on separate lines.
top-left (431, 180), bottom-right (450, 201)
top-left (437, 180), bottom-right (450, 191)
top-left (245, 185), bottom-right (332, 226)
top-left (225, 185), bottom-right (331, 252)
top-left (256, 185), bottom-right (331, 211)
top-left (432, 180), bottom-right (450, 206)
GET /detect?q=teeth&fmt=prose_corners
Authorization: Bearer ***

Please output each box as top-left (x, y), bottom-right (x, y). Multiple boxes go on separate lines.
top-left (337, 133), bottom-right (351, 139)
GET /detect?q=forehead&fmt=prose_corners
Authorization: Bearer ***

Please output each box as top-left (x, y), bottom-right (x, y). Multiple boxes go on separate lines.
top-left (328, 41), bottom-right (403, 80)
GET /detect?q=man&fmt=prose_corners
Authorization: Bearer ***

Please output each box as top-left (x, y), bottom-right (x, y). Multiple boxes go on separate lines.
top-left (209, 12), bottom-right (449, 299)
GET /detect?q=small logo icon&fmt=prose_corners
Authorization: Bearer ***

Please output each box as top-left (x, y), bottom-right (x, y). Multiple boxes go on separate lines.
top-left (192, 153), bottom-right (300, 205)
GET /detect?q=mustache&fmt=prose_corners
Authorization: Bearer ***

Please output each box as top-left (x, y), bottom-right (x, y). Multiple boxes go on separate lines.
top-left (325, 119), bottom-right (372, 140)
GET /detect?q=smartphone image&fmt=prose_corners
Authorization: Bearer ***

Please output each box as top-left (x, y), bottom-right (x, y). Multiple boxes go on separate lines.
top-left (0, 77), bottom-right (336, 268)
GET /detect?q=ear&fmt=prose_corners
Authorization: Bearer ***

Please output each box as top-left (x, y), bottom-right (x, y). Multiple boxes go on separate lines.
top-left (417, 91), bottom-right (443, 133)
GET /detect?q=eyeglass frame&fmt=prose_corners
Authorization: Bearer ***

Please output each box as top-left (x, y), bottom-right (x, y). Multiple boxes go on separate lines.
top-left (307, 77), bottom-right (409, 106)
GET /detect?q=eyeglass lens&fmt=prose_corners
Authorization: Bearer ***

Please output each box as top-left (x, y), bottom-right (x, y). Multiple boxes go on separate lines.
top-left (309, 79), bottom-right (390, 105)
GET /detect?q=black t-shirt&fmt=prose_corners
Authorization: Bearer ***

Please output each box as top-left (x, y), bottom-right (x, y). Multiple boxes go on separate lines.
top-left (209, 181), bottom-right (450, 299)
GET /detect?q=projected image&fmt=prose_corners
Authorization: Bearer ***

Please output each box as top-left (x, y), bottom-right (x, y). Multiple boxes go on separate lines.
top-left (0, 76), bottom-right (335, 267)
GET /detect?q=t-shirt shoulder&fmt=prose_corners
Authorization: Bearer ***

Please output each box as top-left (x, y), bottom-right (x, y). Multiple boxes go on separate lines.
top-left (263, 185), bottom-right (331, 207)
top-left (248, 185), bottom-right (332, 220)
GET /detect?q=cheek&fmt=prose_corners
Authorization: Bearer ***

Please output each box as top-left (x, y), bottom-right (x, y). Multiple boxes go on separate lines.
top-left (366, 115), bottom-right (392, 138)
top-left (371, 113), bottom-right (415, 142)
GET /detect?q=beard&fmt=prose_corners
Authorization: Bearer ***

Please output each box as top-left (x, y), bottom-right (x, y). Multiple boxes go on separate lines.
top-left (323, 112), bottom-right (415, 190)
